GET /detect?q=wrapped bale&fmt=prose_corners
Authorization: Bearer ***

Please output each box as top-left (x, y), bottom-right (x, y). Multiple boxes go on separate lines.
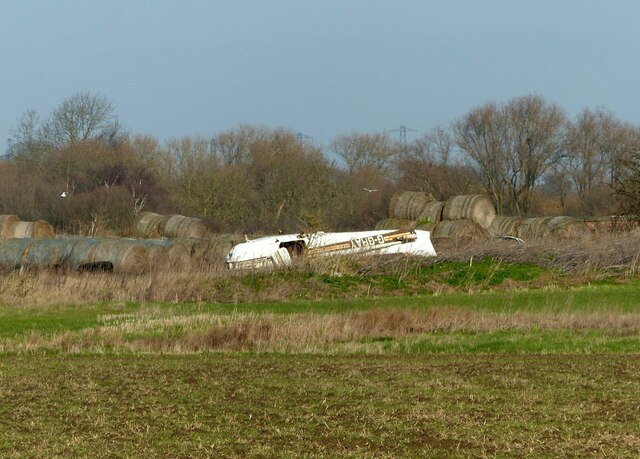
top-left (135, 212), bottom-right (171, 238)
top-left (9, 220), bottom-right (54, 239)
top-left (164, 215), bottom-right (208, 239)
top-left (0, 215), bottom-right (20, 240)
top-left (488, 216), bottom-right (525, 238)
top-left (375, 219), bottom-right (416, 230)
top-left (417, 201), bottom-right (444, 224)
top-left (22, 238), bottom-right (79, 268)
top-left (0, 238), bottom-right (34, 269)
top-left (389, 191), bottom-right (435, 220)
top-left (442, 195), bottom-right (496, 230)
top-left (68, 238), bottom-right (102, 270)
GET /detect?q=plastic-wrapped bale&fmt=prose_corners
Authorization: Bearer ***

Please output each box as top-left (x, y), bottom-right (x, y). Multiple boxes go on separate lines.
top-left (0, 215), bottom-right (20, 240)
top-left (546, 216), bottom-right (592, 238)
top-left (516, 217), bottom-right (556, 239)
top-left (87, 239), bottom-right (150, 273)
top-left (488, 216), bottom-right (525, 238)
top-left (388, 191), bottom-right (435, 220)
top-left (135, 212), bottom-right (171, 238)
top-left (375, 219), bottom-right (416, 230)
top-left (67, 238), bottom-right (102, 270)
top-left (10, 220), bottom-right (55, 239)
top-left (442, 195), bottom-right (496, 230)
top-left (0, 238), bottom-right (34, 270)
top-left (22, 238), bottom-right (80, 269)
top-left (163, 215), bottom-right (208, 239)
top-left (417, 201), bottom-right (444, 224)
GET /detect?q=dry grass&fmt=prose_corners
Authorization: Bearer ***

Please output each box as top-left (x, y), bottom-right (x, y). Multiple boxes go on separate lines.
top-left (1, 232), bottom-right (640, 308)
top-left (436, 231), bottom-right (640, 275)
top-left (4, 306), bottom-right (640, 354)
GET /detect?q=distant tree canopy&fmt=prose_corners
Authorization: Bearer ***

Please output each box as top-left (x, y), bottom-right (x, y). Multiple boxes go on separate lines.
top-left (2, 92), bottom-right (640, 236)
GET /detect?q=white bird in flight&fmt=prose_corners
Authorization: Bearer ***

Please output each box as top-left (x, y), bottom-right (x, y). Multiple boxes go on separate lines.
top-left (362, 188), bottom-right (378, 193)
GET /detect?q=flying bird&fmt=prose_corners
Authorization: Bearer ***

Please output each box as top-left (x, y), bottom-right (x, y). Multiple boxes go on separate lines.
top-left (362, 188), bottom-right (378, 193)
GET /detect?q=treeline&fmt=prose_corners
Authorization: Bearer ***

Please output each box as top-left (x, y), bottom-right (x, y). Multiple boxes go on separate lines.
top-left (1, 92), bottom-right (639, 236)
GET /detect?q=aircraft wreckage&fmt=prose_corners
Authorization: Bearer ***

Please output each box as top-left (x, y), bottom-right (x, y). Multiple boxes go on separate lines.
top-left (225, 229), bottom-right (436, 269)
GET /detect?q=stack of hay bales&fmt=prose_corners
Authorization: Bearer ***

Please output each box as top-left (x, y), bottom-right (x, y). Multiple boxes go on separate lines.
top-left (134, 212), bottom-right (237, 267)
top-left (377, 191), bottom-right (445, 231)
top-left (381, 192), bottom-right (593, 247)
top-left (135, 212), bottom-right (208, 239)
top-left (0, 215), bottom-right (54, 240)
top-left (380, 192), bottom-right (494, 248)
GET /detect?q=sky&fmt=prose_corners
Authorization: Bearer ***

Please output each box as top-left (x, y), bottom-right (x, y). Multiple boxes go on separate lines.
top-left (1, 0), bottom-right (639, 154)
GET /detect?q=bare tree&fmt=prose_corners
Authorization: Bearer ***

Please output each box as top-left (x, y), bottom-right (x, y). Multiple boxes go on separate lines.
top-left (454, 102), bottom-right (510, 213)
top-left (565, 109), bottom-right (614, 198)
top-left (330, 132), bottom-right (399, 173)
top-left (397, 126), bottom-right (481, 200)
top-left (45, 92), bottom-right (121, 147)
top-left (455, 96), bottom-right (565, 215)
top-left (410, 126), bottom-right (454, 164)
top-left (503, 95), bottom-right (565, 215)
top-left (212, 125), bottom-right (270, 165)
top-left (611, 126), bottom-right (640, 215)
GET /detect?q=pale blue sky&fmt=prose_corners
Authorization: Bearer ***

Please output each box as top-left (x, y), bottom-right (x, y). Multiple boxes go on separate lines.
top-left (1, 0), bottom-right (639, 152)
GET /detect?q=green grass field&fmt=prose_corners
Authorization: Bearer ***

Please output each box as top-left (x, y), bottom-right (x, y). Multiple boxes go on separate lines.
top-left (1, 262), bottom-right (639, 456)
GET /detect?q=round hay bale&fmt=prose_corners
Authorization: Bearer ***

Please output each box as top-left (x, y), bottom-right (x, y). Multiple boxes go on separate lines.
top-left (147, 245), bottom-right (170, 268)
top-left (488, 216), bottom-right (525, 237)
top-left (135, 212), bottom-right (171, 238)
top-left (375, 219), bottom-right (416, 230)
top-left (417, 201), bottom-right (444, 224)
top-left (0, 238), bottom-right (34, 269)
top-left (389, 191), bottom-right (435, 220)
top-left (546, 216), bottom-right (592, 239)
top-left (517, 217), bottom-right (555, 239)
top-left (89, 239), bottom-right (149, 273)
top-left (164, 215), bottom-right (208, 239)
top-left (414, 221), bottom-right (436, 232)
top-left (166, 241), bottom-right (193, 270)
top-left (136, 239), bottom-right (173, 269)
top-left (442, 195), bottom-right (496, 230)
top-left (200, 236), bottom-right (237, 266)
top-left (0, 215), bottom-right (20, 240)
top-left (431, 220), bottom-right (487, 241)
top-left (10, 220), bottom-right (54, 239)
